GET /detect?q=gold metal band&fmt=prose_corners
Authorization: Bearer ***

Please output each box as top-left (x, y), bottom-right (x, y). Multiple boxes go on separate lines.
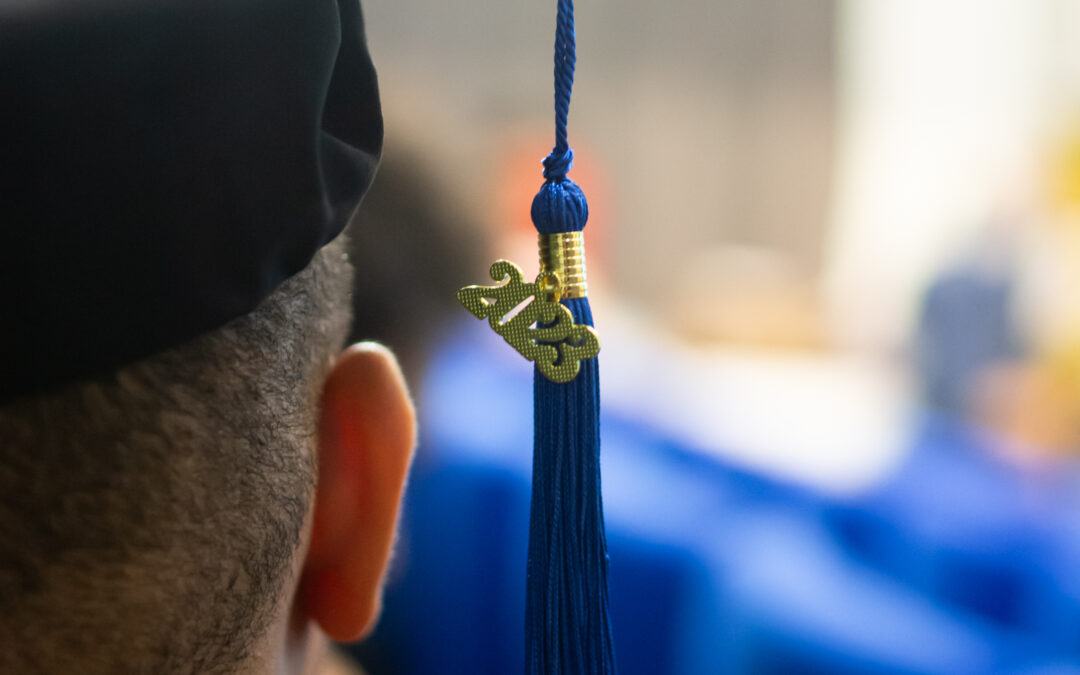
top-left (538, 232), bottom-right (588, 299)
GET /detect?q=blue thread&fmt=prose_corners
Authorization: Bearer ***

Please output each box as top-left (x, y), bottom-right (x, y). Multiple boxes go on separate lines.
top-left (531, 177), bottom-right (588, 234)
top-left (525, 1), bottom-right (616, 673)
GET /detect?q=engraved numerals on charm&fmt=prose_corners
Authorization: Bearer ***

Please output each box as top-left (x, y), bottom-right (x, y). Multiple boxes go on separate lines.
top-left (457, 260), bottom-right (600, 383)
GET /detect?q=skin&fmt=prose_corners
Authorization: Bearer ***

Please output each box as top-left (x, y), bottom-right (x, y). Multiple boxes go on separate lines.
top-left (245, 343), bottom-right (416, 675)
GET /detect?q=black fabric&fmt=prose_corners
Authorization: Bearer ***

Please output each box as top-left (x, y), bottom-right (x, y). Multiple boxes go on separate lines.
top-left (0, 0), bottom-right (382, 401)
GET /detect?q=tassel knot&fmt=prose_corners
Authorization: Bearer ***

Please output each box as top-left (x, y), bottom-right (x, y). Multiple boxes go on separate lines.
top-left (531, 174), bottom-right (589, 235)
top-left (542, 146), bottom-right (575, 181)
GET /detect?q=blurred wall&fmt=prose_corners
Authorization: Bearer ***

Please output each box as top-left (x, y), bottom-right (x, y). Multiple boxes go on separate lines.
top-left (825, 1), bottom-right (1080, 351)
top-left (363, 0), bottom-right (836, 334)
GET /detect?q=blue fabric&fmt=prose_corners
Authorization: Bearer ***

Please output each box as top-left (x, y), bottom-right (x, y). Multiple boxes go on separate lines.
top-left (824, 416), bottom-right (1080, 652)
top-left (348, 327), bottom-right (1080, 674)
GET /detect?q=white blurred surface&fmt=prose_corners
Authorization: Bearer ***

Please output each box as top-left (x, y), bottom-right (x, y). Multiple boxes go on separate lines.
top-left (600, 306), bottom-right (913, 494)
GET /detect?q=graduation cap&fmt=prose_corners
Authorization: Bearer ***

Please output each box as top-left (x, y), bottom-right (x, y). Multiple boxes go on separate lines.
top-left (0, 0), bottom-right (382, 401)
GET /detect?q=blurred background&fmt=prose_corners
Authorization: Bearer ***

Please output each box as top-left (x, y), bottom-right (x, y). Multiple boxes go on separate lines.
top-left (343, 1), bottom-right (1080, 672)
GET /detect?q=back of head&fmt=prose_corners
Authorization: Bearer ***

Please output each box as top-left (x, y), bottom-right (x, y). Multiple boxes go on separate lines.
top-left (0, 239), bottom-right (352, 674)
top-left (0, 0), bottom-right (390, 670)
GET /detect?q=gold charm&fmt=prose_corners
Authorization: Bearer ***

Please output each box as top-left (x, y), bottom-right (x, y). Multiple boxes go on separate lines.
top-left (458, 260), bottom-right (600, 383)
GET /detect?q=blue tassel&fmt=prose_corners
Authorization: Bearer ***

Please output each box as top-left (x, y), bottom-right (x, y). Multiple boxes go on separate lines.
top-left (523, 2), bottom-right (615, 671)
top-left (526, 172), bottom-right (616, 675)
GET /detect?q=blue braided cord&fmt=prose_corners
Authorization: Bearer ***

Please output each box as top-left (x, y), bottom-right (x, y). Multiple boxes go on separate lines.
top-left (544, 0), bottom-right (577, 182)
top-left (533, 0), bottom-right (587, 235)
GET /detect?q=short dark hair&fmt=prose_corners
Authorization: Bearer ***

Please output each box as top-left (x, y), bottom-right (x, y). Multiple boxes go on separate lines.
top-left (0, 237), bottom-right (353, 674)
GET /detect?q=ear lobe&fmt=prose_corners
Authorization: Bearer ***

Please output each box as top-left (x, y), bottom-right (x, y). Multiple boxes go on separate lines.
top-left (301, 342), bottom-right (416, 642)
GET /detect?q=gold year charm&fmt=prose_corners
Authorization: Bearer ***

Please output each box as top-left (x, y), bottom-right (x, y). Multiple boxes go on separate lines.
top-left (457, 259), bottom-right (599, 383)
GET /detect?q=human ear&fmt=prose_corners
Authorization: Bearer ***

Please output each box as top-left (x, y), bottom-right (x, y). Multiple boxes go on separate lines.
top-left (300, 342), bottom-right (416, 642)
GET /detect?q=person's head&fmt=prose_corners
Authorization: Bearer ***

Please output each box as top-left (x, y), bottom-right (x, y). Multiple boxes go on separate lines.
top-left (0, 0), bottom-right (412, 672)
top-left (0, 235), bottom-right (415, 674)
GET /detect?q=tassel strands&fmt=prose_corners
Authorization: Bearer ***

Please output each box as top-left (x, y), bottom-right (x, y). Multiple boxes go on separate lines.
top-left (525, 0), bottom-right (616, 673)
top-left (527, 299), bottom-right (614, 675)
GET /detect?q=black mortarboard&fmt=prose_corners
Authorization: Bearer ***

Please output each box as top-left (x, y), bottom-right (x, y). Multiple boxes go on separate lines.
top-left (0, 0), bottom-right (382, 401)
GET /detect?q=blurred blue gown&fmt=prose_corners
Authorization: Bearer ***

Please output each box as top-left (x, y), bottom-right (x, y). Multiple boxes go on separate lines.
top-left (347, 324), bottom-right (1080, 675)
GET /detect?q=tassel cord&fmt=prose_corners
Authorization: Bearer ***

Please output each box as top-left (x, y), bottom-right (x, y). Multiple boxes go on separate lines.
top-left (544, 0), bottom-right (577, 182)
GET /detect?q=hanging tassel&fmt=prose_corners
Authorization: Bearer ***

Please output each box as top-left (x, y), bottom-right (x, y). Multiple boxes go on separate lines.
top-left (456, 0), bottom-right (615, 670)
top-left (524, 1), bottom-right (616, 669)
top-left (526, 158), bottom-right (615, 674)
